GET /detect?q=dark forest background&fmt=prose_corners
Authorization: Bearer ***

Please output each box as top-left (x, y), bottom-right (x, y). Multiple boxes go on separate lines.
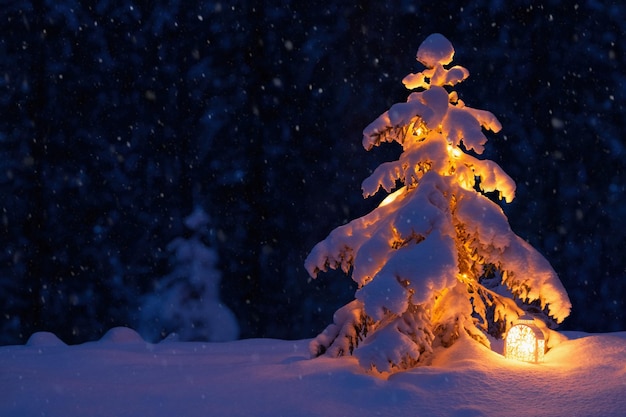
top-left (1, 0), bottom-right (625, 345)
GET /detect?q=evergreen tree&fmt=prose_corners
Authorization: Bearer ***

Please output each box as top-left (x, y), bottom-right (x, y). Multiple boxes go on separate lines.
top-left (305, 34), bottom-right (571, 373)
top-left (138, 207), bottom-right (239, 342)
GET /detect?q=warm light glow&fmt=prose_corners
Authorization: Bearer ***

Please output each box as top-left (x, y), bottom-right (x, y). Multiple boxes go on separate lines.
top-left (447, 144), bottom-right (462, 158)
top-left (505, 317), bottom-right (545, 363)
top-left (378, 186), bottom-right (406, 207)
top-left (411, 119), bottom-right (428, 139)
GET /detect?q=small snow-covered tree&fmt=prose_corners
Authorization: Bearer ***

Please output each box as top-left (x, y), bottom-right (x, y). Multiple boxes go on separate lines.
top-left (305, 34), bottom-right (571, 373)
top-left (139, 207), bottom-right (239, 342)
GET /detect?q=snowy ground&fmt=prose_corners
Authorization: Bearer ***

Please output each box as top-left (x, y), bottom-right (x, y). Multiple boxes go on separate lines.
top-left (2, 327), bottom-right (625, 417)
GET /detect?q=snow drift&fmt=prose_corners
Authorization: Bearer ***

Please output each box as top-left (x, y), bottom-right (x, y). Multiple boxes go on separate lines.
top-left (2, 327), bottom-right (625, 417)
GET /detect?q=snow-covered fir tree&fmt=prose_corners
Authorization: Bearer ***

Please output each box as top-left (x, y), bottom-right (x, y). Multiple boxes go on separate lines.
top-left (305, 34), bottom-right (571, 373)
top-left (139, 207), bottom-right (239, 342)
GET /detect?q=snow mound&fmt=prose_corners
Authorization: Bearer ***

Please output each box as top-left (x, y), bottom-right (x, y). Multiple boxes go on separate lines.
top-left (26, 331), bottom-right (67, 347)
top-left (160, 332), bottom-right (181, 343)
top-left (100, 327), bottom-right (145, 344)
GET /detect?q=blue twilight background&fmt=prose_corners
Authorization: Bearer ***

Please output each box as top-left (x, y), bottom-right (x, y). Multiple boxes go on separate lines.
top-left (1, 0), bottom-right (625, 344)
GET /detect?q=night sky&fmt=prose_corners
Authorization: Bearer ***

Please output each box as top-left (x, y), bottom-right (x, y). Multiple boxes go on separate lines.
top-left (1, 1), bottom-right (625, 345)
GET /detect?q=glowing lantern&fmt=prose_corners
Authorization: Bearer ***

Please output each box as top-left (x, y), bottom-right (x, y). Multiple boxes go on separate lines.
top-left (504, 315), bottom-right (545, 363)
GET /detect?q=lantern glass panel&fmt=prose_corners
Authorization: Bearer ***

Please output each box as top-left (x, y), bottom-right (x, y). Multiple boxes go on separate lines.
top-left (505, 324), bottom-right (543, 363)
